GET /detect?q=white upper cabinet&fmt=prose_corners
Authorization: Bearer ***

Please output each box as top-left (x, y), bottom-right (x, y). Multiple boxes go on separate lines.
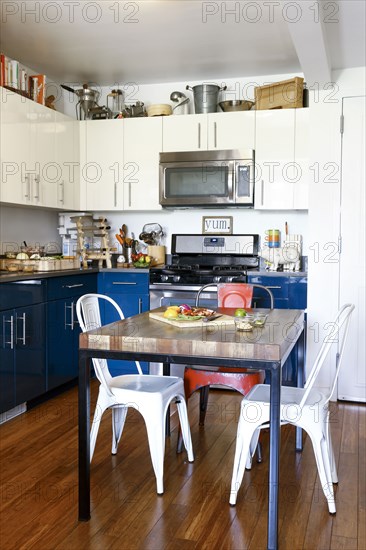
top-left (55, 112), bottom-right (80, 210)
top-left (254, 109), bottom-right (309, 210)
top-left (0, 88), bottom-right (60, 208)
top-left (32, 100), bottom-right (57, 208)
top-left (162, 114), bottom-right (208, 151)
top-left (0, 87), bottom-right (80, 210)
top-left (162, 111), bottom-right (255, 152)
top-left (0, 88), bottom-right (31, 205)
top-left (81, 119), bottom-right (124, 211)
top-left (123, 117), bottom-right (162, 211)
top-left (207, 112), bottom-right (255, 150)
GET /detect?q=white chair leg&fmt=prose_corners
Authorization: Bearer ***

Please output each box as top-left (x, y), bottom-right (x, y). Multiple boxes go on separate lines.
top-left (230, 415), bottom-right (260, 506)
top-left (90, 393), bottom-right (109, 462)
top-left (309, 432), bottom-right (336, 514)
top-left (111, 406), bottom-right (128, 455)
top-left (176, 398), bottom-right (194, 462)
top-left (245, 428), bottom-right (261, 470)
top-left (141, 409), bottom-right (166, 495)
top-left (325, 422), bottom-right (338, 483)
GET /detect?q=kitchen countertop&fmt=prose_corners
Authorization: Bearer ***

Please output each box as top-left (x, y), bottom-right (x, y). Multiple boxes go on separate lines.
top-left (0, 266), bottom-right (306, 284)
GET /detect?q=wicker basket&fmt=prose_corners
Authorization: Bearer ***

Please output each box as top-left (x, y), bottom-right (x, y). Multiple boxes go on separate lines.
top-left (255, 77), bottom-right (304, 110)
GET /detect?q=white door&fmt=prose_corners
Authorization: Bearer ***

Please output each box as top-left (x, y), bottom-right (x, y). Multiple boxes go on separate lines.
top-left (84, 120), bottom-right (124, 211)
top-left (55, 112), bottom-right (79, 210)
top-left (338, 96), bottom-right (366, 402)
top-left (162, 114), bottom-right (208, 151)
top-left (254, 109), bottom-right (296, 209)
top-left (123, 117), bottom-right (162, 211)
top-left (0, 89), bottom-right (30, 205)
top-left (207, 111), bottom-right (255, 150)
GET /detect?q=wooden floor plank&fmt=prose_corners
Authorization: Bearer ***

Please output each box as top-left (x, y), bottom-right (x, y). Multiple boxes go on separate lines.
top-left (0, 383), bottom-right (364, 550)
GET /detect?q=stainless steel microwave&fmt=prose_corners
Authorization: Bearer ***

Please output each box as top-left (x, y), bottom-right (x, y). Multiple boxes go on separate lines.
top-left (159, 149), bottom-right (254, 208)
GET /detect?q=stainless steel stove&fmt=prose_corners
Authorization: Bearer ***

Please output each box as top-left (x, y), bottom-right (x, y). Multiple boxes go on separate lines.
top-left (150, 234), bottom-right (260, 286)
top-left (149, 234), bottom-right (260, 376)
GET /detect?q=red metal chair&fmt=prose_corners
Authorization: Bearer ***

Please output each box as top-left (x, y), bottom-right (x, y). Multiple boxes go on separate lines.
top-left (176, 282), bottom-right (274, 453)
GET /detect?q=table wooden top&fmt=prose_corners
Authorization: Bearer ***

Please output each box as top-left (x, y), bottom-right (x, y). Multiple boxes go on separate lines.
top-left (79, 307), bottom-right (305, 365)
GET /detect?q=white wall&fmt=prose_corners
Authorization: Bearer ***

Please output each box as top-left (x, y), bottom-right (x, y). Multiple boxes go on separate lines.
top-left (96, 208), bottom-right (308, 256)
top-left (0, 205), bottom-right (61, 254)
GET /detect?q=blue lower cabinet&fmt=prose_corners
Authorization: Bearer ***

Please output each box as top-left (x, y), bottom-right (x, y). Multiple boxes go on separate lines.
top-left (47, 274), bottom-right (97, 390)
top-left (0, 280), bottom-right (47, 412)
top-left (248, 273), bottom-right (307, 387)
top-left (98, 272), bottom-right (150, 375)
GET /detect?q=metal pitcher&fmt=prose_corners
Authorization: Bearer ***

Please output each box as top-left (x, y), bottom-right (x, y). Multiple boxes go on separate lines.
top-left (186, 84), bottom-right (227, 113)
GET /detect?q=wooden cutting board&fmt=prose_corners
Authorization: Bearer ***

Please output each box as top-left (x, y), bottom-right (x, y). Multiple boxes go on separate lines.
top-left (149, 310), bottom-right (235, 328)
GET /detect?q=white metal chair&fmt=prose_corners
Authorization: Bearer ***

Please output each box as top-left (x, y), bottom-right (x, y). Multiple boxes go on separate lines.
top-left (229, 303), bottom-right (355, 513)
top-left (76, 293), bottom-right (194, 495)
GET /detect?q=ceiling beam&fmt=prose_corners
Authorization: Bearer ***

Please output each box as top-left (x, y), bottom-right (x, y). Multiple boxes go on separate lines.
top-left (282, 0), bottom-right (332, 85)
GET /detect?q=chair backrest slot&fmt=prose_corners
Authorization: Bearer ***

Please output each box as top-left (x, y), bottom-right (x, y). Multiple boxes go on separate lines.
top-left (76, 293), bottom-right (144, 393)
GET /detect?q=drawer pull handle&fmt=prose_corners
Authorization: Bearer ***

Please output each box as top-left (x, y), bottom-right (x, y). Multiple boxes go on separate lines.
top-left (65, 284), bottom-right (84, 289)
top-left (112, 282), bottom-right (137, 285)
top-left (265, 286), bottom-right (282, 290)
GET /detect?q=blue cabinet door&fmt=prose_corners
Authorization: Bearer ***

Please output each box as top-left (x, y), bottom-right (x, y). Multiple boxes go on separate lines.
top-left (248, 273), bottom-right (308, 386)
top-left (47, 274), bottom-right (98, 390)
top-left (0, 310), bottom-right (16, 413)
top-left (15, 303), bottom-right (47, 404)
top-left (98, 272), bottom-right (150, 375)
top-left (47, 298), bottom-right (78, 390)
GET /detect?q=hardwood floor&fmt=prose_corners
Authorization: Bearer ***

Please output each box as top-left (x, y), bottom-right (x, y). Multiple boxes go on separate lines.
top-left (0, 382), bottom-right (364, 549)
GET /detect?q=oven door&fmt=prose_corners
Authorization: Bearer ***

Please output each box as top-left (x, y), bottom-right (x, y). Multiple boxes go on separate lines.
top-left (149, 284), bottom-right (218, 376)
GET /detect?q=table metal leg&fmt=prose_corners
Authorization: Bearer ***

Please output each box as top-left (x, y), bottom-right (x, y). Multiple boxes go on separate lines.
top-left (163, 362), bottom-right (171, 436)
top-left (296, 325), bottom-right (306, 451)
top-left (78, 352), bottom-right (91, 521)
top-left (268, 362), bottom-right (281, 550)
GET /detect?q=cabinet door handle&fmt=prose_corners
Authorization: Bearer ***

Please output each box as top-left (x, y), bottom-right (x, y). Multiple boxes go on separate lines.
top-left (128, 182), bottom-right (132, 207)
top-left (59, 181), bottom-right (65, 204)
top-left (198, 123), bottom-right (201, 149)
top-left (73, 301), bottom-right (79, 328)
top-left (112, 282), bottom-right (137, 285)
top-left (4, 316), bottom-right (14, 349)
top-left (138, 298), bottom-right (142, 314)
top-left (214, 122), bottom-right (217, 148)
top-left (261, 180), bottom-right (264, 206)
top-left (65, 302), bottom-right (74, 329)
top-left (33, 174), bottom-right (40, 200)
top-left (114, 182), bottom-right (117, 207)
top-left (65, 284), bottom-right (84, 289)
top-left (24, 174), bottom-right (30, 199)
top-left (16, 313), bottom-right (26, 346)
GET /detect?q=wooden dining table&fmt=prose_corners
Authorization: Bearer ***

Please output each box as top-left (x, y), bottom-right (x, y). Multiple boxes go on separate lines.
top-left (78, 307), bottom-right (306, 550)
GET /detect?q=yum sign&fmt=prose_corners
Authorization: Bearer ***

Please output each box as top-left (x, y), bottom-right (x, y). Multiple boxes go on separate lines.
top-left (202, 216), bottom-right (233, 235)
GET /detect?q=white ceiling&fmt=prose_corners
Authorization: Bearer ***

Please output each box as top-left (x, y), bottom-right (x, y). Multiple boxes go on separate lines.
top-left (0, 0), bottom-right (365, 88)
